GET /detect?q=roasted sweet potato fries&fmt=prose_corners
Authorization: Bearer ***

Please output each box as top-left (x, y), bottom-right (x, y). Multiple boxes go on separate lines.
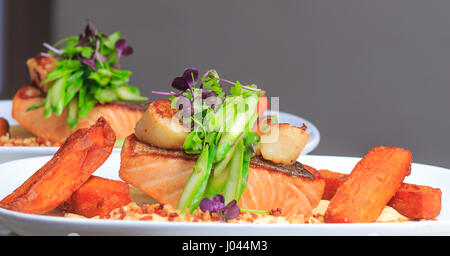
top-left (324, 147), bottom-right (412, 223)
top-left (59, 176), bottom-right (131, 218)
top-left (0, 117), bottom-right (115, 214)
top-left (319, 169), bottom-right (442, 220)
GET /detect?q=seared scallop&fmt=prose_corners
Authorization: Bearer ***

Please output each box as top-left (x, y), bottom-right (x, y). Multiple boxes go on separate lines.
top-left (260, 123), bottom-right (310, 165)
top-left (135, 99), bottom-right (189, 149)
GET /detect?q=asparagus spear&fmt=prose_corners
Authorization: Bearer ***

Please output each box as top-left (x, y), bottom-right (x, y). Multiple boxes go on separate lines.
top-left (223, 139), bottom-right (245, 204)
top-left (204, 141), bottom-right (239, 197)
top-left (215, 95), bottom-right (259, 162)
top-left (66, 97), bottom-right (79, 129)
top-left (177, 132), bottom-right (217, 213)
top-left (238, 148), bottom-right (252, 200)
top-left (114, 86), bottom-right (147, 101)
top-left (188, 141), bottom-right (216, 210)
top-left (63, 71), bottom-right (83, 106)
top-left (95, 88), bottom-right (119, 103)
top-left (44, 86), bottom-right (53, 118)
top-left (50, 76), bottom-right (67, 116)
top-left (208, 96), bottom-right (239, 133)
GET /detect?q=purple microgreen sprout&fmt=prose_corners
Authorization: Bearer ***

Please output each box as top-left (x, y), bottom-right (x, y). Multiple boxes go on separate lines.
top-left (39, 52), bottom-right (53, 58)
top-left (115, 39), bottom-right (133, 60)
top-left (183, 67), bottom-right (199, 88)
top-left (80, 57), bottom-right (97, 70)
top-left (221, 200), bottom-right (240, 221)
top-left (200, 194), bottom-right (225, 213)
top-left (199, 194), bottom-right (240, 222)
top-left (151, 91), bottom-right (181, 96)
top-left (77, 33), bottom-right (90, 47)
top-left (85, 19), bottom-right (99, 37)
top-left (171, 76), bottom-right (190, 91)
top-left (43, 42), bottom-right (63, 55)
top-left (154, 67), bottom-right (202, 119)
top-left (95, 51), bottom-right (106, 63)
top-left (218, 78), bottom-right (262, 92)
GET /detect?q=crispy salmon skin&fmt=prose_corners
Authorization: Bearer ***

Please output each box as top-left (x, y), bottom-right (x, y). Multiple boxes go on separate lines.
top-left (0, 117), bottom-right (116, 214)
top-left (324, 147), bottom-right (412, 223)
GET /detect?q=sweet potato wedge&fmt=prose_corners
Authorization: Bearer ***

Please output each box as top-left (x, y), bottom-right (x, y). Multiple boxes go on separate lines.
top-left (0, 117), bottom-right (115, 214)
top-left (59, 176), bottom-right (131, 218)
top-left (318, 169), bottom-right (442, 219)
top-left (324, 147), bottom-right (412, 223)
top-left (388, 183), bottom-right (442, 220)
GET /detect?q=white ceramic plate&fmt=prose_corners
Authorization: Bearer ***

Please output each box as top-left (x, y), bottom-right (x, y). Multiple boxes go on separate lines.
top-left (0, 100), bottom-right (320, 164)
top-left (0, 152), bottom-right (447, 236)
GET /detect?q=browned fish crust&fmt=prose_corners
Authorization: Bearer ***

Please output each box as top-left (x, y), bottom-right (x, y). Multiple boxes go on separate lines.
top-left (125, 134), bottom-right (319, 179)
top-left (250, 156), bottom-right (316, 179)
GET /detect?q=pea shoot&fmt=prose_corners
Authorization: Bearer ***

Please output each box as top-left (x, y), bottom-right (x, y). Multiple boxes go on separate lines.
top-left (28, 20), bottom-right (147, 129)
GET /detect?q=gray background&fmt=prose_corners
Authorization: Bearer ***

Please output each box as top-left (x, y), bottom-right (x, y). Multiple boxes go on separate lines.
top-left (1, 0), bottom-right (450, 168)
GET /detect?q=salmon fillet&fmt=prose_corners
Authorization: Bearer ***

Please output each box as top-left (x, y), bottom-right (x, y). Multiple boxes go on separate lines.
top-left (12, 85), bottom-right (146, 142)
top-left (119, 135), bottom-right (325, 216)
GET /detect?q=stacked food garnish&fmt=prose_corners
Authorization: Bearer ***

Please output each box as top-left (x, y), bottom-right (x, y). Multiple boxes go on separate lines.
top-left (154, 68), bottom-right (265, 215)
top-left (124, 67), bottom-right (315, 220)
top-left (11, 20), bottom-right (147, 143)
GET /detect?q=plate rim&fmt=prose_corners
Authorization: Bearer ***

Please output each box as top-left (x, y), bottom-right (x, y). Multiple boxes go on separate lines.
top-left (0, 154), bottom-right (447, 236)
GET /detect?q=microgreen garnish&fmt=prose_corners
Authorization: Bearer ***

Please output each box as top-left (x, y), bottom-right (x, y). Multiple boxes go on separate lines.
top-left (28, 20), bottom-right (147, 129)
top-left (199, 194), bottom-right (240, 222)
top-left (159, 68), bottom-right (266, 213)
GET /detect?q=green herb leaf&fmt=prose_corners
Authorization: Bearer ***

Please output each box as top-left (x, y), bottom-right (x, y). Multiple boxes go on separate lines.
top-left (104, 31), bottom-right (121, 49)
top-left (38, 21), bottom-right (144, 129)
top-left (80, 47), bottom-right (94, 58)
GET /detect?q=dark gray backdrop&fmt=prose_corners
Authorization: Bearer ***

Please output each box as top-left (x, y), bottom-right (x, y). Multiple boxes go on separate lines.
top-left (2, 0), bottom-right (450, 168)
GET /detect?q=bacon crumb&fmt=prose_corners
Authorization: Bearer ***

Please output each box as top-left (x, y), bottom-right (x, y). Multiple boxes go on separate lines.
top-left (141, 204), bottom-right (149, 214)
top-left (269, 208), bottom-right (282, 217)
top-left (119, 207), bottom-right (126, 219)
top-left (201, 211), bottom-right (211, 221)
top-left (168, 212), bottom-right (179, 221)
top-left (300, 123), bottom-right (308, 131)
top-left (169, 212), bottom-right (179, 218)
top-left (70, 202), bottom-right (327, 224)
